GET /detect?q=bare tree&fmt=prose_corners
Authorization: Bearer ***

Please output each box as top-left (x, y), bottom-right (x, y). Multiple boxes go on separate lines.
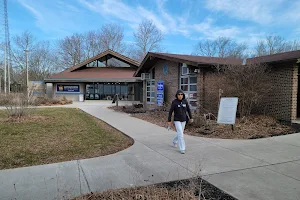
top-left (12, 31), bottom-right (59, 83)
top-left (134, 20), bottom-right (164, 61)
top-left (193, 37), bottom-right (247, 59)
top-left (57, 33), bottom-right (86, 67)
top-left (99, 23), bottom-right (126, 53)
top-left (255, 35), bottom-right (300, 56)
top-left (85, 30), bottom-right (102, 58)
top-left (29, 41), bottom-right (59, 80)
top-left (12, 30), bottom-right (36, 68)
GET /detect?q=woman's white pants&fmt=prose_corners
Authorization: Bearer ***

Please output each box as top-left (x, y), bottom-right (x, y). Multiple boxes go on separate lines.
top-left (173, 121), bottom-right (186, 151)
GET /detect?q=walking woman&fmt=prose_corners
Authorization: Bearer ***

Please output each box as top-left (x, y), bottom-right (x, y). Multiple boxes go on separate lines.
top-left (168, 89), bottom-right (193, 154)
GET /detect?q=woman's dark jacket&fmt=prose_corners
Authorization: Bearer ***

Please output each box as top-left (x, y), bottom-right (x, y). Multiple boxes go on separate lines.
top-left (168, 89), bottom-right (192, 122)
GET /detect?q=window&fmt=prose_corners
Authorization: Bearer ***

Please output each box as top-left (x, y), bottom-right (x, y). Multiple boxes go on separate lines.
top-left (181, 63), bottom-right (189, 75)
top-left (180, 63), bottom-right (198, 109)
top-left (146, 80), bottom-right (155, 104)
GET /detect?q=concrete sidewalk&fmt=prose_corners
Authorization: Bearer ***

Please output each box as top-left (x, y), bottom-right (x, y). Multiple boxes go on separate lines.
top-left (1, 105), bottom-right (300, 200)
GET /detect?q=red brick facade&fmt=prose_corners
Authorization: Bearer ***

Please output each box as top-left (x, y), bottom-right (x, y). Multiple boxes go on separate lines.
top-left (143, 60), bottom-right (180, 108)
top-left (142, 58), bottom-right (299, 123)
top-left (262, 63), bottom-right (298, 122)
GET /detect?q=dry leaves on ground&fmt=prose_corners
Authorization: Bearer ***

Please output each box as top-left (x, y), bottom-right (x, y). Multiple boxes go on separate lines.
top-left (109, 106), bottom-right (298, 139)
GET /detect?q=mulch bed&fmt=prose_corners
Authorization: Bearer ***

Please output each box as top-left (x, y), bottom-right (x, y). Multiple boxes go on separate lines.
top-left (109, 106), bottom-right (299, 139)
top-left (75, 177), bottom-right (236, 200)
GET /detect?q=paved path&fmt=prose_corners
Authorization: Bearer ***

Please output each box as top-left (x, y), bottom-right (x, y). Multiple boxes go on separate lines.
top-left (1, 105), bottom-right (300, 200)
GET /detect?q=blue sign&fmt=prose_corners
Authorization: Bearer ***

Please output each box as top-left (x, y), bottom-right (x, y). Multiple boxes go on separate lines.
top-left (57, 85), bottom-right (80, 93)
top-left (156, 81), bottom-right (164, 106)
top-left (157, 82), bottom-right (164, 91)
top-left (157, 93), bottom-right (164, 98)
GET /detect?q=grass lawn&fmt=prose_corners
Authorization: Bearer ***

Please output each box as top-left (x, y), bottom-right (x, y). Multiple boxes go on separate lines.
top-left (0, 108), bottom-right (133, 170)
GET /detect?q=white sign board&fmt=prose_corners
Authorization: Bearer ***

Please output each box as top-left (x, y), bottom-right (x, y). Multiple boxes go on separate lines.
top-left (217, 97), bottom-right (238, 125)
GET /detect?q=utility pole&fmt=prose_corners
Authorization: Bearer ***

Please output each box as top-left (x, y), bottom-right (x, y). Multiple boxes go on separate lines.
top-left (4, 45), bottom-right (6, 94)
top-left (25, 49), bottom-right (29, 99)
top-left (8, 58), bottom-right (10, 93)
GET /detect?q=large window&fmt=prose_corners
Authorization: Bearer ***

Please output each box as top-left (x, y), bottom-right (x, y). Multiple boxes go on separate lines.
top-left (85, 83), bottom-right (129, 100)
top-left (146, 80), bottom-right (155, 104)
top-left (180, 63), bottom-right (198, 108)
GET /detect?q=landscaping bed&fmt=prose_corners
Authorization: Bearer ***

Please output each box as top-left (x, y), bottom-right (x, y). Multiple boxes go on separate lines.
top-left (75, 177), bottom-right (236, 200)
top-left (109, 106), bottom-right (299, 139)
top-left (34, 96), bottom-right (73, 106)
top-left (0, 108), bottom-right (133, 170)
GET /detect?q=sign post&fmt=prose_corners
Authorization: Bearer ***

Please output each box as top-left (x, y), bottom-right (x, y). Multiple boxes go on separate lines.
top-left (156, 81), bottom-right (164, 106)
top-left (217, 97), bottom-right (238, 129)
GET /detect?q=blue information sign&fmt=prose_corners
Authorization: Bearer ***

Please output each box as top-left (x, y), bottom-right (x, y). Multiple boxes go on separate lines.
top-left (156, 81), bottom-right (164, 106)
top-left (57, 85), bottom-right (80, 93)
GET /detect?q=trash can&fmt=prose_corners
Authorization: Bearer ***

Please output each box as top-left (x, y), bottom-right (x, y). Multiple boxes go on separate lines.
top-left (79, 94), bottom-right (84, 102)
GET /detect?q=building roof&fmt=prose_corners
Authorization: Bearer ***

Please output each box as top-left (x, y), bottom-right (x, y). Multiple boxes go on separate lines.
top-left (65, 49), bottom-right (140, 73)
top-left (134, 50), bottom-right (300, 77)
top-left (46, 49), bottom-right (141, 83)
top-left (134, 52), bottom-right (243, 76)
top-left (247, 50), bottom-right (300, 64)
top-left (46, 67), bottom-right (140, 82)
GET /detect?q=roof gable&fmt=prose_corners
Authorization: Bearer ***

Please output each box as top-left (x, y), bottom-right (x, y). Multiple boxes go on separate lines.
top-left (66, 49), bottom-right (140, 72)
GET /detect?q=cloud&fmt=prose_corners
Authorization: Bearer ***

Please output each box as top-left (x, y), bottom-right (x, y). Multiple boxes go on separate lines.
top-left (17, 0), bottom-right (88, 38)
top-left (191, 18), bottom-right (242, 40)
top-left (281, 1), bottom-right (300, 25)
top-left (78, 0), bottom-right (140, 23)
top-left (78, 0), bottom-right (191, 35)
top-left (17, 0), bottom-right (44, 25)
top-left (204, 0), bottom-right (285, 25)
top-left (203, 0), bottom-right (300, 31)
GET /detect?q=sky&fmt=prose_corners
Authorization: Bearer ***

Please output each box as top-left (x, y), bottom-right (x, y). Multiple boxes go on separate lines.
top-left (8, 0), bottom-right (300, 55)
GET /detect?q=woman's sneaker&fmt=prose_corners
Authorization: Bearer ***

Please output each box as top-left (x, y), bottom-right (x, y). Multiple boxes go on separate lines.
top-left (180, 150), bottom-right (185, 154)
top-left (173, 142), bottom-right (177, 148)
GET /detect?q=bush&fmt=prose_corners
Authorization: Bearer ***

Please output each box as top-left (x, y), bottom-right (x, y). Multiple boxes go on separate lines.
top-left (34, 96), bottom-right (73, 106)
top-left (206, 63), bottom-right (272, 117)
top-left (0, 92), bottom-right (35, 119)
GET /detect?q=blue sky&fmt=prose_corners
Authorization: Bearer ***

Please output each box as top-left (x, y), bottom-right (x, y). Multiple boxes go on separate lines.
top-left (9, 0), bottom-right (300, 54)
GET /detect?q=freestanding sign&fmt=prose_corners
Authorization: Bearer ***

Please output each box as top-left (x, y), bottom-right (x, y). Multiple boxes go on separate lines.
top-left (156, 81), bottom-right (164, 106)
top-left (217, 97), bottom-right (238, 124)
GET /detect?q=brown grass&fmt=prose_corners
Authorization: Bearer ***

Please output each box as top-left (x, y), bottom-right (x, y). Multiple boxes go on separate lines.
top-left (74, 178), bottom-right (236, 200)
top-left (76, 185), bottom-right (198, 200)
top-left (0, 108), bottom-right (133, 170)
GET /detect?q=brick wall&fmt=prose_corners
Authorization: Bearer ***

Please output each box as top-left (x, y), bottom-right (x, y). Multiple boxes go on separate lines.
top-left (262, 63), bottom-right (298, 122)
top-left (197, 67), bottom-right (220, 115)
top-left (197, 63), bottom-right (298, 122)
top-left (153, 60), bottom-right (180, 106)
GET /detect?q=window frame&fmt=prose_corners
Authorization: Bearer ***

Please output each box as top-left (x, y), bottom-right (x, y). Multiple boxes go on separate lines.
top-left (179, 63), bottom-right (198, 109)
top-left (146, 79), bottom-right (156, 104)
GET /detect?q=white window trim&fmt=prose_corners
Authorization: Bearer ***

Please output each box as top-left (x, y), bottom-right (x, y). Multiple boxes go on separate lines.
top-left (180, 64), bottom-right (197, 109)
top-left (146, 79), bottom-right (156, 104)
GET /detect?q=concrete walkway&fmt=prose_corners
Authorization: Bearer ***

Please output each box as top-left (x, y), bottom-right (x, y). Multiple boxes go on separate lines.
top-left (1, 105), bottom-right (300, 200)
